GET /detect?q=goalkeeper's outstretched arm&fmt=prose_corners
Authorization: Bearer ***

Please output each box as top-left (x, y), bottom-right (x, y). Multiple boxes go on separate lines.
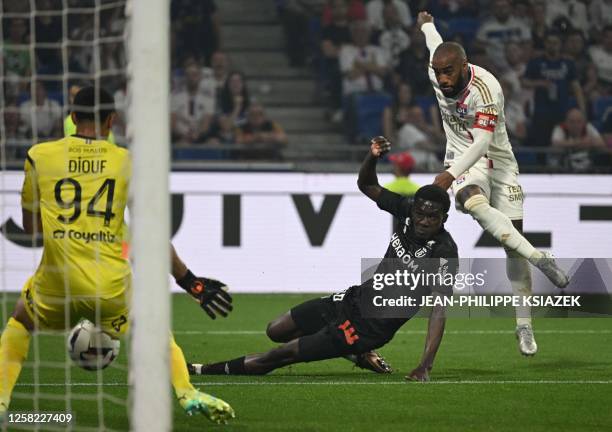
top-left (171, 243), bottom-right (189, 281)
top-left (170, 243), bottom-right (233, 319)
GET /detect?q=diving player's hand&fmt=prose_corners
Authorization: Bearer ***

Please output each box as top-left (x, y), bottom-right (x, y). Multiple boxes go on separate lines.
top-left (370, 136), bottom-right (391, 157)
top-left (176, 270), bottom-right (233, 319)
top-left (432, 170), bottom-right (455, 191)
top-left (406, 365), bottom-right (430, 382)
top-left (417, 11), bottom-right (434, 29)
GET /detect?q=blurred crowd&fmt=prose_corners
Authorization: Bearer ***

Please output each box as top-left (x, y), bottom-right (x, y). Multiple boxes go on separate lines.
top-left (2, 0), bottom-right (127, 157)
top-left (278, 0), bottom-right (612, 171)
top-left (170, 1), bottom-right (287, 160)
top-left (2, 0), bottom-right (288, 161)
top-left (3, 0), bottom-right (612, 172)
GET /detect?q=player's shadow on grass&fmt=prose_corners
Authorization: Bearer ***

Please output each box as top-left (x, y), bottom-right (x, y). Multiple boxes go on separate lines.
top-left (524, 359), bottom-right (612, 371)
top-left (272, 371), bottom-right (394, 378)
top-left (435, 368), bottom-right (507, 379)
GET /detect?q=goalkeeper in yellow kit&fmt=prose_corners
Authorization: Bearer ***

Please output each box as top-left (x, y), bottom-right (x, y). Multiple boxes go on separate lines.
top-left (0, 86), bottom-right (235, 424)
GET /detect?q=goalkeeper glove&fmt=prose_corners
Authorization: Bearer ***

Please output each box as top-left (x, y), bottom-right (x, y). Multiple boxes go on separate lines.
top-left (176, 270), bottom-right (233, 319)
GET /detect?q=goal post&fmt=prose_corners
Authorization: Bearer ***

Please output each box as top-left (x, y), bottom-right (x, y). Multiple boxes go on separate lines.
top-left (127, 0), bottom-right (172, 431)
top-left (0, 0), bottom-right (172, 429)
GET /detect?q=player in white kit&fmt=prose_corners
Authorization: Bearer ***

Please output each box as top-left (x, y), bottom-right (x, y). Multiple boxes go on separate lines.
top-left (417, 12), bottom-right (569, 356)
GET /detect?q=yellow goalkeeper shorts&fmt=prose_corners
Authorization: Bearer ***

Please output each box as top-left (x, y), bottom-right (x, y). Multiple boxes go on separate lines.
top-left (20, 276), bottom-right (131, 337)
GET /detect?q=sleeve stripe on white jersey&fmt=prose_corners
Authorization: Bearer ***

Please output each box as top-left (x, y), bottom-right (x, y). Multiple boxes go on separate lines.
top-left (473, 77), bottom-right (493, 105)
top-left (473, 79), bottom-right (492, 105)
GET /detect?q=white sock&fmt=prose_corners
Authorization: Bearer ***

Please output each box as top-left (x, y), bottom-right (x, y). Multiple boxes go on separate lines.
top-left (464, 195), bottom-right (541, 260)
top-left (506, 248), bottom-right (533, 327)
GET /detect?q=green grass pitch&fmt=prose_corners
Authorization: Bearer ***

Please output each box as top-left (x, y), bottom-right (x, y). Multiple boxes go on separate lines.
top-left (3, 293), bottom-right (612, 431)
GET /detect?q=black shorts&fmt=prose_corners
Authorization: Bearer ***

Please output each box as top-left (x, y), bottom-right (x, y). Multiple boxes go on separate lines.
top-left (290, 296), bottom-right (388, 362)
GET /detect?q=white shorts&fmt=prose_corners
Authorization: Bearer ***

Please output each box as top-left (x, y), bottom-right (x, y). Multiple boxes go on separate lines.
top-left (450, 159), bottom-right (524, 220)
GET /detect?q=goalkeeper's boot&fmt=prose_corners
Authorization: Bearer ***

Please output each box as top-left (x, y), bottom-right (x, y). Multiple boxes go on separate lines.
top-left (516, 324), bottom-right (538, 356)
top-left (178, 389), bottom-right (235, 424)
top-left (530, 251), bottom-right (570, 288)
top-left (346, 351), bottom-right (392, 374)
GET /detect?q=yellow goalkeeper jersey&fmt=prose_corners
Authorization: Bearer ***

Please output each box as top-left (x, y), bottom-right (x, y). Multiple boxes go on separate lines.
top-left (21, 135), bottom-right (131, 296)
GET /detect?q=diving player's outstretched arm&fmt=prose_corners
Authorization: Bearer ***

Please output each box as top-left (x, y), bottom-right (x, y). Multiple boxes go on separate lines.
top-left (407, 254), bottom-right (457, 382)
top-left (407, 304), bottom-right (446, 382)
top-left (357, 136), bottom-right (391, 202)
top-left (417, 11), bottom-right (443, 59)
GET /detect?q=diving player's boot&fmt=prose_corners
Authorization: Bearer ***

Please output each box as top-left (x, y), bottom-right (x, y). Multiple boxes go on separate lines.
top-left (178, 389), bottom-right (235, 424)
top-left (187, 363), bottom-right (202, 375)
top-left (516, 324), bottom-right (538, 356)
top-left (346, 351), bottom-right (392, 373)
top-left (530, 251), bottom-right (570, 288)
top-left (0, 401), bottom-right (7, 422)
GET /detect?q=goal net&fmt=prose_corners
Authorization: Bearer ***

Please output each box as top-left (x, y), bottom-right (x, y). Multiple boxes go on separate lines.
top-left (0, 0), bottom-right (170, 430)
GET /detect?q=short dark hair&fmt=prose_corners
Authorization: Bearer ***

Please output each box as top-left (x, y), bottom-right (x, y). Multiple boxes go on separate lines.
top-left (433, 41), bottom-right (467, 62)
top-left (72, 86), bottom-right (115, 123)
top-left (414, 185), bottom-right (451, 214)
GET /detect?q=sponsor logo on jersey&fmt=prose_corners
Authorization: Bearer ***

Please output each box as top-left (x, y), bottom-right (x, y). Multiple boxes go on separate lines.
top-left (441, 110), bottom-right (471, 136)
top-left (390, 232), bottom-right (419, 270)
top-left (507, 185), bottom-right (524, 202)
top-left (53, 229), bottom-right (117, 244)
top-left (455, 175), bottom-right (466, 185)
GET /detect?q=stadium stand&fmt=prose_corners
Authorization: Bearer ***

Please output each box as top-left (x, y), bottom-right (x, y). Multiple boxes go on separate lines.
top-left (2, 0), bottom-right (612, 172)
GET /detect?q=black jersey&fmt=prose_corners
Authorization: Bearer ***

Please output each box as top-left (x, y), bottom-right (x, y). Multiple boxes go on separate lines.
top-left (339, 189), bottom-right (459, 341)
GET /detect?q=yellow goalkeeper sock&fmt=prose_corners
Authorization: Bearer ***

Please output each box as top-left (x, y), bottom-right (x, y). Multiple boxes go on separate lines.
top-left (170, 335), bottom-right (195, 397)
top-left (0, 318), bottom-right (31, 408)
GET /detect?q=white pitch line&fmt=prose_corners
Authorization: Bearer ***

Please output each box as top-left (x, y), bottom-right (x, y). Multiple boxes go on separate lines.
top-left (173, 329), bottom-right (612, 335)
top-left (15, 380), bottom-right (612, 387)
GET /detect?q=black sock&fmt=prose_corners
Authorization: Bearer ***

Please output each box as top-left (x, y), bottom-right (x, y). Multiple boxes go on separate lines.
top-left (227, 356), bottom-right (247, 374)
top-left (201, 356), bottom-right (247, 375)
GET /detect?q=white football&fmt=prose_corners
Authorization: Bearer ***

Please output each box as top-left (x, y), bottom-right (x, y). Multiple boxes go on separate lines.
top-left (67, 319), bottom-right (120, 371)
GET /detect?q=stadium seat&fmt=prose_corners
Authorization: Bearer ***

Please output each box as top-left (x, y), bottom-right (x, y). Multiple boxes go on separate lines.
top-left (514, 148), bottom-right (539, 167)
top-left (446, 18), bottom-right (480, 47)
top-left (308, 17), bottom-right (322, 60)
top-left (352, 92), bottom-right (391, 140)
top-left (47, 90), bottom-right (64, 105)
top-left (16, 89), bottom-right (64, 105)
top-left (415, 96), bottom-right (437, 122)
top-left (173, 147), bottom-right (229, 160)
top-left (566, 97), bottom-right (578, 111)
top-left (592, 96), bottom-right (612, 130)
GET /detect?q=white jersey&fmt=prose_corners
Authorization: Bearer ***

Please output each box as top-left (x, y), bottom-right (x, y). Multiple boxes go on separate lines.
top-left (423, 25), bottom-right (518, 172)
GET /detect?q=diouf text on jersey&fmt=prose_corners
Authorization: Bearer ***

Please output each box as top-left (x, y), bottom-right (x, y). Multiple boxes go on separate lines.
top-left (68, 157), bottom-right (107, 174)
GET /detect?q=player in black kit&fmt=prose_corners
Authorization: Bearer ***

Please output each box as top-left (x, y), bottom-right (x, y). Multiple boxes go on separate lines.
top-left (189, 137), bottom-right (459, 381)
